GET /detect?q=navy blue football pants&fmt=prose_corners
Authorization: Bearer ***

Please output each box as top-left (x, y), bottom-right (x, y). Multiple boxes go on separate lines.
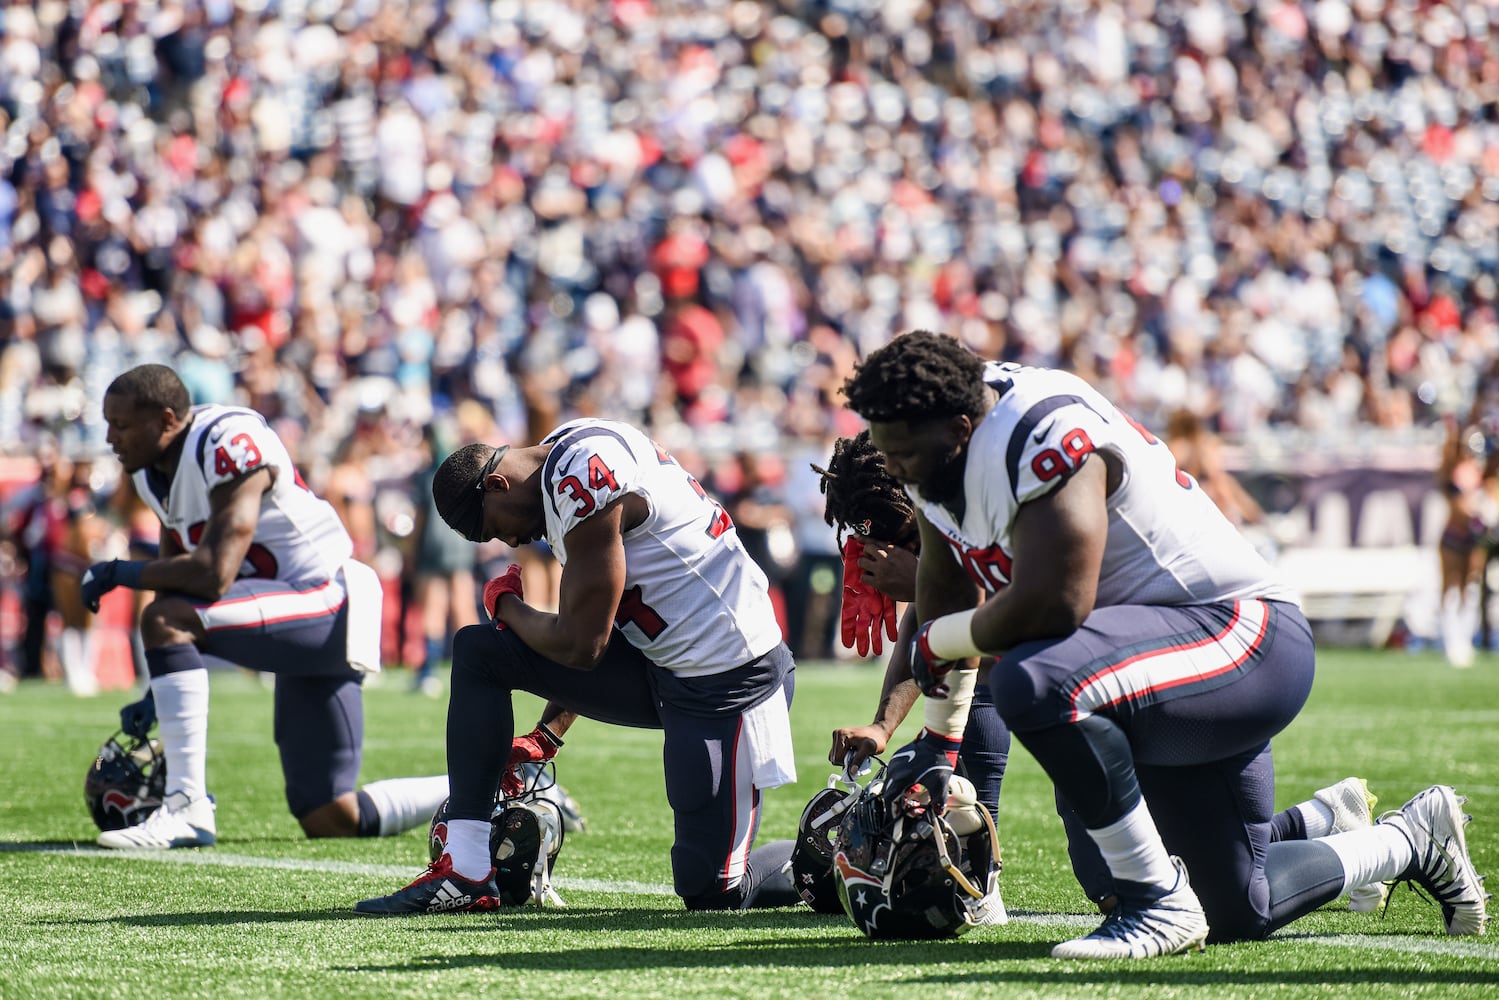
top-left (445, 623), bottom-right (799, 910)
top-left (990, 599), bottom-right (1344, 941)
top-left (147, 586), bottom-right (365, 821)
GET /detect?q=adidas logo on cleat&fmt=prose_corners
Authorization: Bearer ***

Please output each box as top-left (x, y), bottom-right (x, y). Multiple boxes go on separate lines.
top-left (428, 882), bottom-right (476, 912)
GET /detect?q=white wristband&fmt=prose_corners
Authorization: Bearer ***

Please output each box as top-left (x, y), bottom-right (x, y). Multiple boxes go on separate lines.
top-left (922, 666), bottom-right (978, 740)
top-left (926, 609), bottom-right (984, 660)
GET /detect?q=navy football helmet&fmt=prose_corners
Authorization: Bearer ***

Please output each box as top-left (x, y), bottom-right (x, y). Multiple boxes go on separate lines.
top-left (428, 762), bottom-right (568, 906)
top-left (832, 770), bottom-right (1007, 939)
top-left (85, 731), bottom-right (167, 831)
top-left (791, 765), bottom-right (870, 913)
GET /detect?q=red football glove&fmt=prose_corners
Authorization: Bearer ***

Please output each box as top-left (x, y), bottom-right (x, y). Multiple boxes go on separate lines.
top-left (483, 564), bottom-right (524, 627)
top-left (840, 537), bottom-right (899, 656)
top-left (499, 724), bottom-right (565, 798)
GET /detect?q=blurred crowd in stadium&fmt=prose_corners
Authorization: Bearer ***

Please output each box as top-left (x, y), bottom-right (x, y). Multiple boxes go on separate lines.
top-left (3, 0), bottom-right (1498, 691)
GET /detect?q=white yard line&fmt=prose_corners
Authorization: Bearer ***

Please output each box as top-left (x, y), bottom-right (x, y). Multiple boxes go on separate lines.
top-left (6, 843), bottom-right (1499, 960)
top-left (3, 842), bottom-right (677, 896)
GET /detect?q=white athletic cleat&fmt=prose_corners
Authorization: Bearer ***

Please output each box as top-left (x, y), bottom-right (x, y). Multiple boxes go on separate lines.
top-left (97, 792), bottom-right (216, 850)
top-left (1314, 776), bottom-right (1390, 912)
top-left (1379, 785), bottom-right (1489, 935)
top-left (1051, 857), bottom-right (1209, 959)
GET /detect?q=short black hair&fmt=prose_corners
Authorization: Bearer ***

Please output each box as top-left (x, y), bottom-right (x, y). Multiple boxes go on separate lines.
top-left (841, 330), bottom-right (989, 424)
top-left (106, 364), bottom-right (192, 417)
top-left (813, 431), bottom-right (915, 546)
top-left (432, 441), bottom-right (505, 541)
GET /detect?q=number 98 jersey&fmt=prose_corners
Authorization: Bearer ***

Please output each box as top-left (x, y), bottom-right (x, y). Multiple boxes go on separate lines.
top-left (538, 419), bottom-right (784, 674)
top-left (132, 405), bottom-right (353, 587)
top-left (910, 365), bottom-right (1297, 608)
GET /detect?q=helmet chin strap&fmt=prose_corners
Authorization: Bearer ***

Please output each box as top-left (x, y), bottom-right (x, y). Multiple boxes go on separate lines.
top-left (929, 804), bottom-right (1000, 902)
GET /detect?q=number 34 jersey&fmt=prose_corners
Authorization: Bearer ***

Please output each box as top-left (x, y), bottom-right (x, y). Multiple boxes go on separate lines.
top-left (911, 365), bottom-right (1298, 608)
top-left (538, 418), bottom-right (783, 675)
top-left (132, 405), bottom-right (353, 588)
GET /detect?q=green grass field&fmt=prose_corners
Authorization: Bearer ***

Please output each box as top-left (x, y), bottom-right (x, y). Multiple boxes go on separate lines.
top-left (2, 648), bottom-right (1497, 999)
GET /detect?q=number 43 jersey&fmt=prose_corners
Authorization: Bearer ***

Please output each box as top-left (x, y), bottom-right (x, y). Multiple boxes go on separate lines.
top-left (539, 418), bottom-right (784, 675)
top-left (132, 405), bottom-right (353, 588)
top-left (910, 365), bottom-right (1298, 608)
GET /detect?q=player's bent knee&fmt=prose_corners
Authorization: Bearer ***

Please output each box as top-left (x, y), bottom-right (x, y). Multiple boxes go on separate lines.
top-left (450, 623), bottom-right (497, 677)
top-left (1205, 909), bottom-right (1271, 944)
top-left (681, 887), bottom-right (740, 911)
top-left (139, 596), bottom-right (202, 647)
top-left (671, 842), bottom-right (737, 908)
top-left (293, 796), bottom-right (361, 838)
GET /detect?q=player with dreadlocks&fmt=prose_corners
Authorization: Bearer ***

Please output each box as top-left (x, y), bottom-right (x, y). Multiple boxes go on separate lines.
top-left (813, 431), bottom-right (1010, 821)
top-left (842, 330), bottom-right (1486, 957)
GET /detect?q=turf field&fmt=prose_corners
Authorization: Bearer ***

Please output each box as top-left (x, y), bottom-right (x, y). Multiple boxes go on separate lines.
top-left (2, 648), bottom-right (1497, 999)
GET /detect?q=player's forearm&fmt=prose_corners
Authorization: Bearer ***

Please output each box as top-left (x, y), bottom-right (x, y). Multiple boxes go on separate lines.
top-left (869, 607), bottom-right (922, 733)
top-left (135, 551), bottom-right (234, 600)
top-left (502, 600), bottom-right (610, 669)
top-left (538, 705), bottom-right (579, 738)
top-left (871, 679), bottom-right (921, 738)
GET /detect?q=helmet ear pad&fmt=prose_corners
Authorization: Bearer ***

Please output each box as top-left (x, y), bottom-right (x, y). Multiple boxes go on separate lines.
top-left (85, 733), bottom-right (167, 832)
top-left (791, 786), bottom-right (857, 913)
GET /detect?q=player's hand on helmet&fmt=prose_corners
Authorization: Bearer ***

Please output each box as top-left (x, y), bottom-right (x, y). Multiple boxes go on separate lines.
top-left (882, 729), bottom-right (960, 820)
top-left (840, 538), bottom-right (898, 656)
top-left (483, 564), bottom-right (524, 627)
top-left (119, 689), bottom-right (157, 739)
top-left (908, 621), bottom-right (959, 698)
top-left (500, 723), bottom-right (564, 797)
top-left (80, 560), bottom-right (123, 614)
top-left (829, 724), bottom-right (888, 771)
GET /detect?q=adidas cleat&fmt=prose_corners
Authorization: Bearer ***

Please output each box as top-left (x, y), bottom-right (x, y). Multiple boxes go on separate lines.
top-left (354, 854), bottom-right (502, 915)
top-left (1314, 776), bottom-right (1390, 912)
top-left (1380, 785), bottom-right (1489, 935)
top-left (1051, 857), bottom-right (1209, 959)
top-left (97, 793), bottom-right (215, 850)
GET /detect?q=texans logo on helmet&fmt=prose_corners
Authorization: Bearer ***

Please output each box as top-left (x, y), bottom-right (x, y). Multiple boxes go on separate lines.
top-left (430, 820), bottom-right (449, 860)
top-left (834, 851), bottom-right (893, 934)
top-left (101, 788), bottom-right (157, 825)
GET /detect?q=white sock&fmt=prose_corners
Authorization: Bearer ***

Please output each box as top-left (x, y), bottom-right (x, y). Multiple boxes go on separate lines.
top-left (1322, 821), bottom-right (1414, 894)
top-left (446, 819), bottom-right (494, 881)
top-left (153, 670), bottom-right (210, 803)
top-left (1461, 582), bottom-right (1481, 645)
top-left (1295, 800), bottom-right (1336, 840)
top-left (361, 775), bottom-right (450, 836)
top-left (1087, 799), bottom-right (1180, 891)
top-left (1442, 588), bottom-right (1474, 666)
top-left (60, 627), bottom-right (98, 696)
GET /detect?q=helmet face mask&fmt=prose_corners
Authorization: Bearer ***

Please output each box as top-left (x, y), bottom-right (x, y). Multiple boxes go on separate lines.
top-left (512, 760), bottom-right (587, 833)
top-left (832, 771), bottom-right (1007, 939)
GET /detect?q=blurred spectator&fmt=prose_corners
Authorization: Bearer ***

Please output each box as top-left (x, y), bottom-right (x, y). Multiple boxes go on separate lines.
top-left (1166, 408), bottom-right (1265, 530)
top-left (408, 419), bottom-right (478, 696)
top-left (716, 447), bottom-right (797, 639)
top-left (1434, 414), bottom-right (1498, 668)
top-left (780, 387), bottom-right (851, 662)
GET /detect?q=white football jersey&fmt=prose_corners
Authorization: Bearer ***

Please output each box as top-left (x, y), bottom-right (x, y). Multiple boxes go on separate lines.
top-left (539, 418), bottom-right (783, 674)
top-left (910, 364), bottom-right (1297, 607)
top-left (133, 405), bottom-right (353, 587)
